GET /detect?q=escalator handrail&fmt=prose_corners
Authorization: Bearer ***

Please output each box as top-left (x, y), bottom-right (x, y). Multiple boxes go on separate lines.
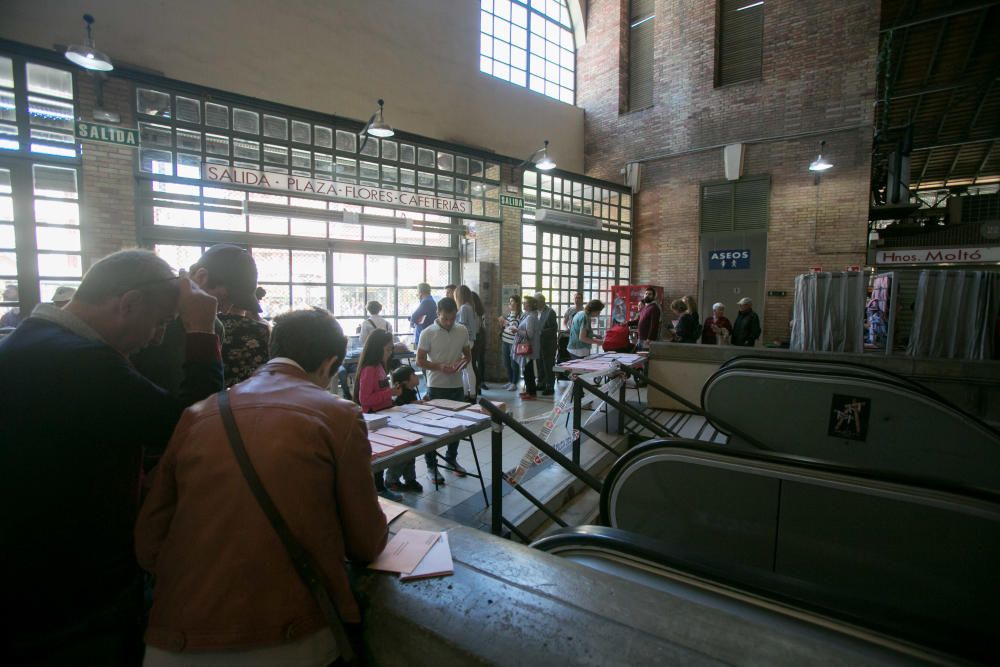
top-left (530, 525), bottom-right (984, 664)
top-left (710, 355), bottom-right (1000, 438)
top-left (599, 438), bottom-right (1000, 526)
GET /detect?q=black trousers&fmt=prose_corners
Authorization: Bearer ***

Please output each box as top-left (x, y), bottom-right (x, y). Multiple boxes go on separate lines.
top-left (522, 359), bottom-right (537, 395)
top-left (538, 334), bottom-right (557, 391)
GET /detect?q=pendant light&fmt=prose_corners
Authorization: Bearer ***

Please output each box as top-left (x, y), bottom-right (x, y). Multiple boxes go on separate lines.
top-left (65, 14), bottom-right (114, 72)
top-left (808, 141), bottom-right (833, 172)
top-left (358, 98), bottom-right (394, 154)
top-left (519, 140), bottom-right (557, 171)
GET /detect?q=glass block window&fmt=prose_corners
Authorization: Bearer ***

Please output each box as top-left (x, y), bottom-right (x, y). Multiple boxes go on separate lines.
top-left (480, 0), bottom-right (575, 104)
top-left (521, 169), bottom-right (632, 327)
top-left (134, 86), bottom-right (501, 221)
top-left (0, 57), bottom-right (78, 158)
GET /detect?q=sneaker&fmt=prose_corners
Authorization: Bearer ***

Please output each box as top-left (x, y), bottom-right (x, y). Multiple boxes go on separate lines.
top-left (378, 488), bottom-right (403, 502)
top-left (402, 479), bottom-right (424, 493)
top-left (519, 392), bottom-right (537, 400)
top-left (504, 383), bottom-right (515, 391)
top-left (444, 457), bottom-right (467, 477)
top-left (429, 468), bottom-right (446, 485)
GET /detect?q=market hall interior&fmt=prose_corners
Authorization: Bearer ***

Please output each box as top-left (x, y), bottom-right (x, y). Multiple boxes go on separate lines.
top-left (1, 0), bottom-right (998, 665)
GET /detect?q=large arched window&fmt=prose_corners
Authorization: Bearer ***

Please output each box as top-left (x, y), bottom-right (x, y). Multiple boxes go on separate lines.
top-left (480, 0), bottom-right (575, 104)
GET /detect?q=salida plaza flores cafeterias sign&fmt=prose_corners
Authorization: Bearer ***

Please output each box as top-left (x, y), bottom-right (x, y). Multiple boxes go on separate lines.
top-left (204, 165), bottom-right (473, 215)
top-left (876, 247), bottom-right (1000, 265)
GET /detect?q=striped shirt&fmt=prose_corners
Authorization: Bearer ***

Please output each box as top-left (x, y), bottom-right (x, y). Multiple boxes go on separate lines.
top-left (501, 311), bottom-right (520, 344)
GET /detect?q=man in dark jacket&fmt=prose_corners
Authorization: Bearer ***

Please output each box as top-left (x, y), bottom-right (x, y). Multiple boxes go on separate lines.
top-left (0, 250), bottom-right (222, 665)
top-left (132, 244), bottom-right (260, 397)
top-left (535, 292), bottom-right (558, 396)
top-left (732, 297), bottom-right (762, 347)
top-left (633, 286), bottom-right (662, 349)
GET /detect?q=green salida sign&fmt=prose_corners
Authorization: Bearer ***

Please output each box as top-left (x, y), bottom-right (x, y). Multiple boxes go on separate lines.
top-left (76, 121), bottom-right (139, 148)
top-left (500, 194), bottom-right (524, 208)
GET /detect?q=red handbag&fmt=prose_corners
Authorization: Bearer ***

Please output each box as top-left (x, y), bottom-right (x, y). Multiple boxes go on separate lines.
top-left (515, 342), bottom-right (532, 356)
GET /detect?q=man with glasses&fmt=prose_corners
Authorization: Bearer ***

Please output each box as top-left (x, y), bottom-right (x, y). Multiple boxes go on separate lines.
top-left (0, 249), bottom-right (223, 665)
top-left (133, 244), bottom-right (261, 397)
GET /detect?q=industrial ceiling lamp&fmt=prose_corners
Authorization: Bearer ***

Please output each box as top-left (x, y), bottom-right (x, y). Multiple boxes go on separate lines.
top-left (358, 98), bottom-right (394, 153)
top-left (519, 140), bottom-right (557, 171)
top-left (809, 141), bottom-right (833, 173)
top-left (65, 14), bottom-right (114, 72)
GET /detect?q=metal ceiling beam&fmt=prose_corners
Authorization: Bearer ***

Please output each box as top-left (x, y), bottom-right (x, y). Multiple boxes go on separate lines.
top-left (880, 2), bottom-right (1000, 32)
top-left (908, 17), bottom-right (951, 126)
top-left (888, 76), bottom-right (1000, 101)
top-left (911, 136), bottom-right (999, 151)
top-left (973, 140), bottom-right (996, 181)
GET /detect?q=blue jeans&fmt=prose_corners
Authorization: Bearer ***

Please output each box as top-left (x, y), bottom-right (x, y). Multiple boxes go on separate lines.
top-left (502, 341), bottom-right (520, 385)
top-left (424, 386), bottom-right (464, 469)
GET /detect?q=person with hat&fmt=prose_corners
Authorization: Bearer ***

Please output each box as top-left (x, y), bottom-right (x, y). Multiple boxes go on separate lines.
top-left (732, 297), bottom-right (762, 347)
top-left (133, 244), bottom-right (260, 397)
top-left (51, 285), bottom-right (76, 308)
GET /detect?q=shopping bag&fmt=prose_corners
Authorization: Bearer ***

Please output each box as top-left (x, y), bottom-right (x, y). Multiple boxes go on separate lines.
top-left (462, 364), bottom-right (477, 397)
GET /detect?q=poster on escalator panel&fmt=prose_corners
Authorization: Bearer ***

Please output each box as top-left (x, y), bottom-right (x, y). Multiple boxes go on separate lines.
top-left (827, 394), bottom-right (871, 441)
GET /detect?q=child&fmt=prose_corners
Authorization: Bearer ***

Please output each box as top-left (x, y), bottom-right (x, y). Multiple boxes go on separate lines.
top-left (385, 365), bottom-right (423, 493)
top-left (356, 330), bottom-right (402, 500)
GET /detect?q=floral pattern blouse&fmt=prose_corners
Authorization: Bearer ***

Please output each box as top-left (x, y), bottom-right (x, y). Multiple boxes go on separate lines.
top-left (218, 313), bottom-right (271, 388)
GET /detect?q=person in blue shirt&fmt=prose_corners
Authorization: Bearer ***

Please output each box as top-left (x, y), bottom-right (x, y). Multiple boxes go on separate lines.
top-left (409, 282), bottom-right (437, 346)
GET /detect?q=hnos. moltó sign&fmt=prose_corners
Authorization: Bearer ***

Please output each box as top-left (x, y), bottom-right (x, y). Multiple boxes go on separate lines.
top-left (875, 247), bottom-right (1000, 265)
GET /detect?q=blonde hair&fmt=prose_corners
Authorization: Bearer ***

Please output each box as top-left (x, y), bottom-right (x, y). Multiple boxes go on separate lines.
top-left (682, 295), bottom-right (698, 314)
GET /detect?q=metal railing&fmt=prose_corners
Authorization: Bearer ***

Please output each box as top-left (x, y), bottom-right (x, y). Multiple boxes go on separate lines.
top-left (477, 398), bottom-right (603, 541)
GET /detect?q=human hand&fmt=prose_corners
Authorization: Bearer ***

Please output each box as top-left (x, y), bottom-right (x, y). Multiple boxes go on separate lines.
top-left (392, 384), bottom-right (402, 396)
top-left (176, 270), bottom-right (217, 334)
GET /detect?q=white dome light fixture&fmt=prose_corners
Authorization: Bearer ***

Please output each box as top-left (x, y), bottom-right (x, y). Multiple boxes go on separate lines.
top-left (65, 14), bottom-right (114, 72)
top-left (809, 140), bottom-right (833, 172)
top-left (519, 140), bottom-right (557, 172)
top-left (366, 99), bottom-right (395, 138)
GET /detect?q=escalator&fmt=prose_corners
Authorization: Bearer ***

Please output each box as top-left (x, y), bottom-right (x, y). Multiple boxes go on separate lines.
top-left (701, 356), bottom-right (1000, 493)
top-left (533, 439), bottom-right (1000, 664)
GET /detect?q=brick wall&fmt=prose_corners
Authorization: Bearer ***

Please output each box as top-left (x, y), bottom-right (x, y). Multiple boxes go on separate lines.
top-left (75, 74), bottom-right (139, 269)
top-left (578, 0), bottom-right (879, 343)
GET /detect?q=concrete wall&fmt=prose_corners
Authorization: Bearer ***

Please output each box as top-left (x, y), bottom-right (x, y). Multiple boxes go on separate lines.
top-left (577, 0), bottom-right (880, 342)
top-left (0, 0), bottom-right (585, 171)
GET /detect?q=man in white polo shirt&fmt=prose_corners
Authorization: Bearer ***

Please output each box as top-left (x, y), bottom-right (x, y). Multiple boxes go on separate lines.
top-left (416, 296), bottom-right (471, 483)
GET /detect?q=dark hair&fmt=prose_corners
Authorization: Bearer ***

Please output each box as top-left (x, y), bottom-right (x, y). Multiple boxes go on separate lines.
top-left (437, 296), bottom-right (458, 314)
top-left (445, 284), bottom-right (457, 291)
top-left (269, 308), bottom-right (346, 373)
top-left (455, 284), bottom-right (472, 306)
top-left (585, 299), bottom-right (604, 314)
top-left (358, 329), bottom-right (393, 371)
top-left (508, 294), bottom-right (522, 311)
top-left (392, 365), bottom-right (416, 385)
top-left (471, 291), bottom-right (484, 318)
top-left (74, 250), bottom-right (178, 306)
top-left (366, 300), bottom-right (382, 314)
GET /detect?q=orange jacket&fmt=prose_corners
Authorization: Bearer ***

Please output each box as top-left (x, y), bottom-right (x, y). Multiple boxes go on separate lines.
top-left (135, 360), bottom-right (387, 652)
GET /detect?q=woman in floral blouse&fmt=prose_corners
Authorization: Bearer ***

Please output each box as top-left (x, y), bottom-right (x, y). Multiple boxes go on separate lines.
top-left (217, 312), bottom-right (270, 388)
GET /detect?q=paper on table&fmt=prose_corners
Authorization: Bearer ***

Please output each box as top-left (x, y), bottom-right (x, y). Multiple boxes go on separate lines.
top-left (375, 427), bottom-right (423, 444)
top-left (400, 531), bottom-right (453, 581)
top-left (452, 410), bottom-right (490, 423)
top-left (368, 528), bottom-right (441, 575)
top-left (426, 398), bottom-right (470, 411)
top-left (388, 417), bottom-right (448, 437)
top-left (377, 497), bottom-right (408, 524)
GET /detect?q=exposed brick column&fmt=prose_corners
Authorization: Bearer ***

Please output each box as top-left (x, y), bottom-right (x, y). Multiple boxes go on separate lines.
top-left (75, 73), bottom-right (138, 269)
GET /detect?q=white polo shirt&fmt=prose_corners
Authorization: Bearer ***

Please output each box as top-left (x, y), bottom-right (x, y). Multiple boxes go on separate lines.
top-left (418, 320), bottom-right (469, 389)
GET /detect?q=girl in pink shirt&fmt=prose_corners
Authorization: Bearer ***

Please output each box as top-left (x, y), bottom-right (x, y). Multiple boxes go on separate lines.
top-left (356, 329), bottom-right (401, 500)
top-left (356, 330), bottom-right (400, 412)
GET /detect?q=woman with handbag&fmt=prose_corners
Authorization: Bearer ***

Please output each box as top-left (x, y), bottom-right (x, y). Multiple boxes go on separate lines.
top-left (514, 296), bottom-right (541, 400)
top-left (497, 295), bottom-right (522, 391)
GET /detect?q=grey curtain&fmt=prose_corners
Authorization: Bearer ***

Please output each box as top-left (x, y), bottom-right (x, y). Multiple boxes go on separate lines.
top-left (790, 272), bottom-right (865, 353)
top-left (907, 270), bottom-right (1000, 360)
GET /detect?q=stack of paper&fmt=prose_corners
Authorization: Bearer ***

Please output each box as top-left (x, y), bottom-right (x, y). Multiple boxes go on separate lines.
top-left (426, 398), bottom-right (471, 411)
top-left (368, 427), bottom-right (423, 458)
top-left (466, 400), bottom-right (508, 415)
top-left (369, 528), bottom-right (453, 580)
top-left (452, 410), bottom-right (490, 423)
top-left (408, 415), bottom-right (467, 432)
top-left (362, 413), bottom-right (389, 430)
top-left (387, 416), bottom-right (448, 437)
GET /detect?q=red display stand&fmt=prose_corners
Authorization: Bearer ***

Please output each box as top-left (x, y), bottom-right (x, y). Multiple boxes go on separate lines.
top-left (609, 285), bottom-right (665, 324)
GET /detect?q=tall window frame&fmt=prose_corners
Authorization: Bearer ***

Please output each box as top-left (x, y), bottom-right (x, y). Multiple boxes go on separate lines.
top-left (480, 0), bottom-right (576, 104)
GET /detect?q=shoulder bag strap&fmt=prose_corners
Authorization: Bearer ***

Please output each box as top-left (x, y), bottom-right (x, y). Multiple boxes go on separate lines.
top-left (216, 390), bottom-right (357, 664)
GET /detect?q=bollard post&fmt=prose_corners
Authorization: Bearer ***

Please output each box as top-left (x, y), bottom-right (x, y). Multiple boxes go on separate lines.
top-left (572, 379), bottom-right (582, 465)
top-left (491, 417), bottom-right (503, 536)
